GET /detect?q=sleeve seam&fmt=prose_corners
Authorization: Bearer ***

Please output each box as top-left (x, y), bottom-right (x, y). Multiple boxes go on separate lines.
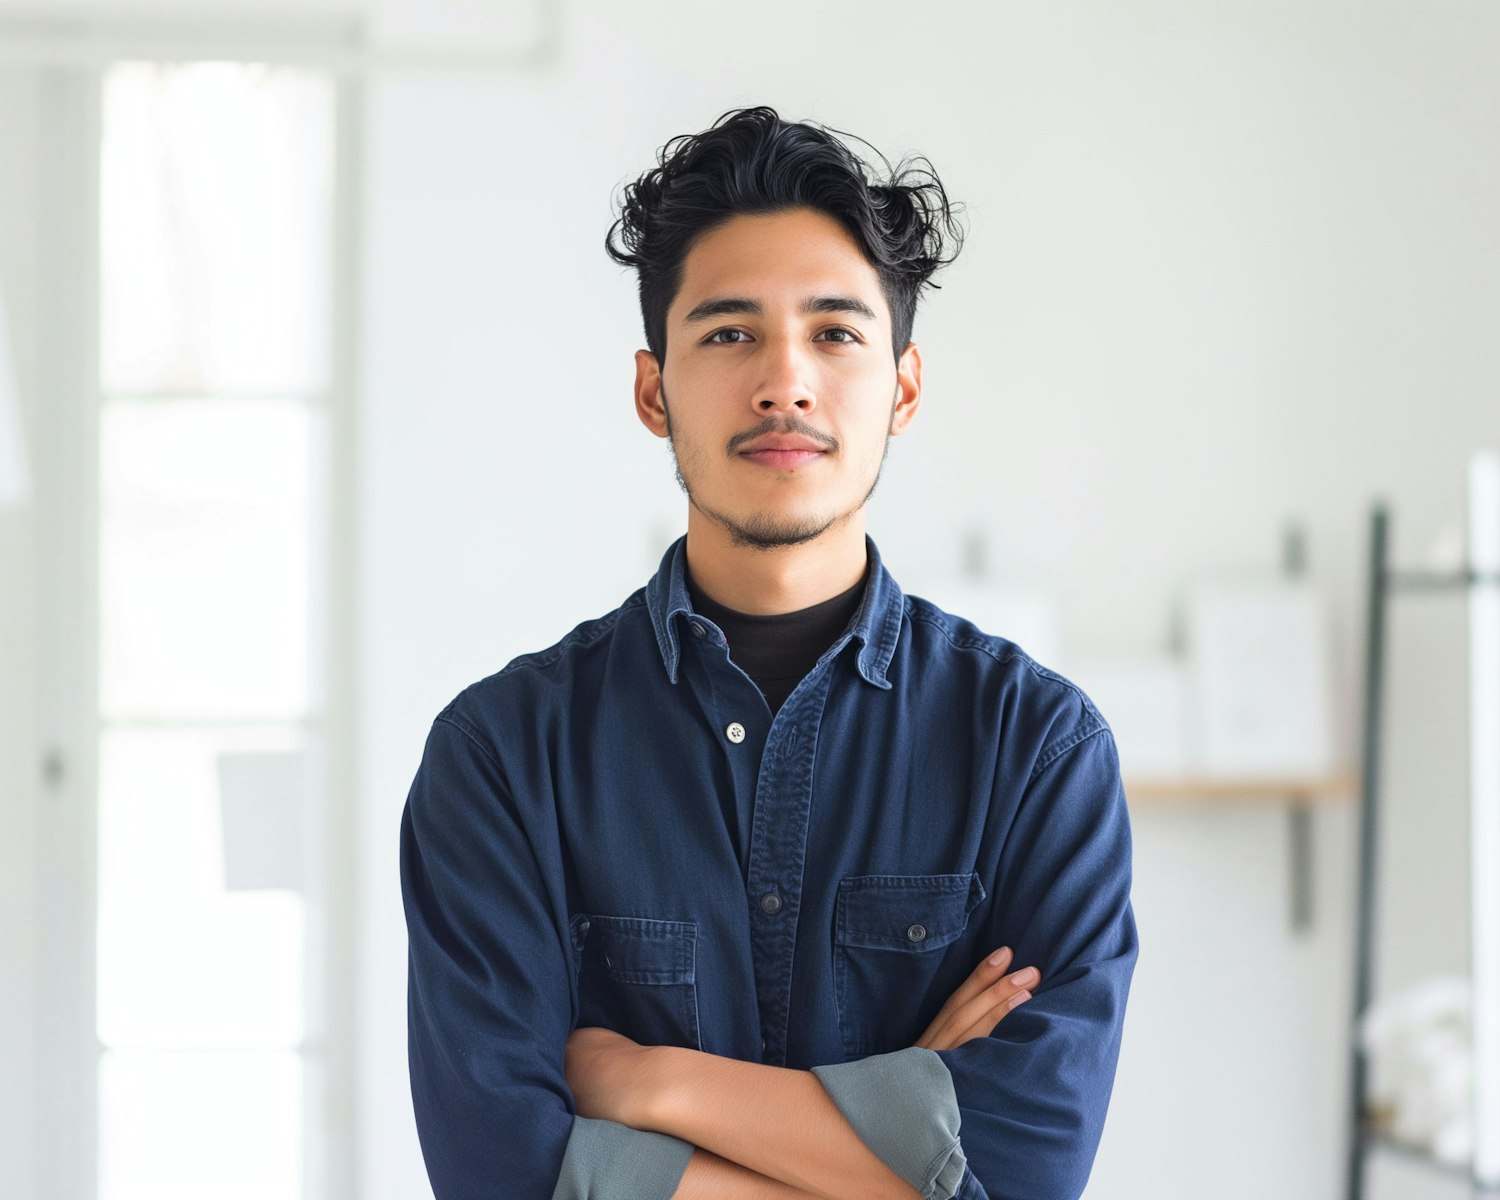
top-left (907, 606), bottom-right (1032, 666)
top-left (1029, 722), bottom-right (1109, 784)
top-left (434, 712), bottom-right (507, 775)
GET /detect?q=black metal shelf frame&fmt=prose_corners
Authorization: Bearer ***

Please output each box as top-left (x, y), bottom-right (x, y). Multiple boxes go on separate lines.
top-left (1345, 499), bottom-right (1500, 1200)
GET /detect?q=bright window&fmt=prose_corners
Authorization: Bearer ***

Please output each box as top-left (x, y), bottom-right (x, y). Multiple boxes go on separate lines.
top-left (95, 60), bottom-right (335, 1200)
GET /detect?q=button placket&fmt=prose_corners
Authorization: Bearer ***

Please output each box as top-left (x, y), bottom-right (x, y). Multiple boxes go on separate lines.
top-left (742, 667), bottom-right (836, 1067)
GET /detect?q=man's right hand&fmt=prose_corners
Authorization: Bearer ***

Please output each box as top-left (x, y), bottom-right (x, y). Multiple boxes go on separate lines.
top-left (913, 947), bottom-right (1038, 1052)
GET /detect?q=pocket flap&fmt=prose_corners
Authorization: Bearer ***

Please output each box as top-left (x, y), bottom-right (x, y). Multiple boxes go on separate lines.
top-left (572, 914), bottom-right (696, 985)
top-left (835, 873), bottom-right (986, 951)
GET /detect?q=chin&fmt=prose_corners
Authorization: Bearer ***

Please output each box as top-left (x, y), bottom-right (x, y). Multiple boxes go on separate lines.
top-left (719, 508), bottom-right (852, 551)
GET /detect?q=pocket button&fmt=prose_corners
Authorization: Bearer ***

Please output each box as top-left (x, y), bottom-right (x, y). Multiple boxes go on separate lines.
top-left (906, 923), bottom-right (927, 943)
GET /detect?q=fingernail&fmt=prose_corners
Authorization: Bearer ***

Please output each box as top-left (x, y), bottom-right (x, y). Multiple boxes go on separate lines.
top-left (1011, 990), bottom-right (1032, 1007)
top-left (987, 947), bottom-right (1011, 967)
top-left (1009, 967), bottom-right (1038, 986)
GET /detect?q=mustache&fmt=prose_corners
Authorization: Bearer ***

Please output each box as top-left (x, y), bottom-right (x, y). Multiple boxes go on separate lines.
top-left (726, 415), bottom-right (839, 455)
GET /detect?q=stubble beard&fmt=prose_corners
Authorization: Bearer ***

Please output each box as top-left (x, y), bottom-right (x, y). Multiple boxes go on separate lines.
top-left (660, 383), bottom-right (896, 552)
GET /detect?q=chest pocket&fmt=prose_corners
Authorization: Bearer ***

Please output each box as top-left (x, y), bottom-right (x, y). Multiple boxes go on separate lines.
top-left (832, 873), bottom-right (987, 1059)
top-left (570, 914), bottom-right (701, 1051)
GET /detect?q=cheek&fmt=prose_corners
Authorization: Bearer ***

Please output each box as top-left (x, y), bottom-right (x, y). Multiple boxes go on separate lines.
top-left (663, 408), bottom-right (722, 459)
top-left (827, 358), bottom-right (896, 398)
top-left (823, 374), bottom-right (897, 434)
top-left (669, 367), bottom-right (745, 425)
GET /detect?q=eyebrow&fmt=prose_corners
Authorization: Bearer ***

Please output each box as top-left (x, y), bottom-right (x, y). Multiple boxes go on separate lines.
top-left (681, 295), bottom-right (879, 324)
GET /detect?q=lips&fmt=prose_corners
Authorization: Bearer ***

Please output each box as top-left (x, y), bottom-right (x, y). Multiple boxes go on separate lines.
top-left (737, 435), bottom-right (830, 470)
top-left (742, 448), bottom-right (825, 469)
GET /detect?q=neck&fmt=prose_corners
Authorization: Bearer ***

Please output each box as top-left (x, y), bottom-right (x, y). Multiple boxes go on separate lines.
top-left (682, 509), bottom-right (869, 616)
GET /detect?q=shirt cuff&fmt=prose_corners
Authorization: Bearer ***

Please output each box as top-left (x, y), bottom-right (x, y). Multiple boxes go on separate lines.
top-left (811, 1047), bottom-right (967, 1200)
top-left (549, 1115), bottom-right (695, 1200)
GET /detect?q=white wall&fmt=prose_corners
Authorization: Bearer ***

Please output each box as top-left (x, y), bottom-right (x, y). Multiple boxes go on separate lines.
top-left (0, 61), bottom-right (42, 1200)
top-left (1, 2), bottom-right (1493, 1198)
top-left (357, 4), bottom-right (1498, 1199)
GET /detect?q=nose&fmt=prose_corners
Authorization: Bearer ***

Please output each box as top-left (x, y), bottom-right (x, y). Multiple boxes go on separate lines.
top-left (751, 338), bottom-right (817, 416)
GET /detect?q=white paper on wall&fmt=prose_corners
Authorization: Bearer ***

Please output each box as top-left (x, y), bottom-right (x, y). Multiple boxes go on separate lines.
top-left (1183, 580), bottom-right (1338, 777)
top-left (0, 280), bottom-right (29, 508)
top-left (1063, 656), bottom-right (1190, 779)
top-left (217, 750), bottom-right (307, 892)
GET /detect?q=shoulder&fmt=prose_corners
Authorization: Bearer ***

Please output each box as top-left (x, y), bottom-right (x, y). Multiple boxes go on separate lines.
top-left (900, 591), bottom-right (1112, 764)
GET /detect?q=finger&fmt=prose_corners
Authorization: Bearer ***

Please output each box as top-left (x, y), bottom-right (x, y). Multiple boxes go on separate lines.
top-left (924, 965), bottom-right (1038, 1050)
top-left (948, 989), bottom-right (1033, 1048)
top-left (927, 983), bottom-right (1035, 1052)
top-left (930, 947), bottom-right (1014, 1026)
top-left (914, 949), bottom-right (1012, 1048)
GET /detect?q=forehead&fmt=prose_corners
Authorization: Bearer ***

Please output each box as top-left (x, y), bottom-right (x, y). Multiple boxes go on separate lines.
top-left (671, 207), bottom-right (887, 320)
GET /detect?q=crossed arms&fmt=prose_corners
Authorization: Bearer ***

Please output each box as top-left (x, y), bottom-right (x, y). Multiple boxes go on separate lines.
top-left (402, 711), bottom-right (1136, 1200)
top-left (561, 946), bottom-right (1039, 1200)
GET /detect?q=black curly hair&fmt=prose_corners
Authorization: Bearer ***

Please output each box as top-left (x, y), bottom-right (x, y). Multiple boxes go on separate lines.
top-left (606, 106), bottom-right (965, 365)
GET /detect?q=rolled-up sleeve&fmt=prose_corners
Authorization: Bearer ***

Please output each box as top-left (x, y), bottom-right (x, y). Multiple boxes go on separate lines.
top-left (812, 721), bottom-right (1137, 1200)
top-left (401, 712), bottom-right (694, 1200)
top-left (811, 1047), bottom-right (966, 1200)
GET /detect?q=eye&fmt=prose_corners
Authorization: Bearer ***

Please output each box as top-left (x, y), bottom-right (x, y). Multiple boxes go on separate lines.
top-left (705, 328), bottom-right (751, 345)
top-left (816, 327), bottom-right (862, 344)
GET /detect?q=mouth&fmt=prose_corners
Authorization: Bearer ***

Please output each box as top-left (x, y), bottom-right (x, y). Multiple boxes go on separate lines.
top-left (732, 422), bottom-right (836, 470)
top-left (740, 448), bottom-right (827, 470)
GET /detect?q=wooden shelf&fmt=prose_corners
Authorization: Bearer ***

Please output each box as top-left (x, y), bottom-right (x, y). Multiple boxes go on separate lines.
top-left (1124, 770), bottom-right (1358, 806)
top-left (1120, 769), bottom-right (1359, 933)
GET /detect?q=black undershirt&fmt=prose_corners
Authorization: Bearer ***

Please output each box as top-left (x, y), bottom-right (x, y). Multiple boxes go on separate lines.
top-left (686, 567), bottom-right (868, 716)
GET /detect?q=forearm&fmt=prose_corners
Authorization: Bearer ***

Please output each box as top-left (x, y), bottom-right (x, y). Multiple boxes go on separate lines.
top-left (642, 1047), bottom-right (920, 1200)
top-left (671, 1148), bottom-right (825, 1200)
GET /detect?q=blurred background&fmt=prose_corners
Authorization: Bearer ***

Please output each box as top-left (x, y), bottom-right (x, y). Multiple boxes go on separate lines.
top-left (1, 1), bottom-right (1497, 1198)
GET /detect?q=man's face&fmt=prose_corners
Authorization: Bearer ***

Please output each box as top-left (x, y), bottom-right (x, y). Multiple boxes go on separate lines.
top-left (634, 206), bottom-right (922, 551)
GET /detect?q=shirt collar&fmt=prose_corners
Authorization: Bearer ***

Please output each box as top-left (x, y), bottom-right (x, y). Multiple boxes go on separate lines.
top-left (646, 534), bottom-right (902, 690)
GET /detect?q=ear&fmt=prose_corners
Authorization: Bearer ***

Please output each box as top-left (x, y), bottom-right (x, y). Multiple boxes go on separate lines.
top-left (889, 342), bottom-right (923, 436)
top-left (634, 349), bottom-right (670, 439)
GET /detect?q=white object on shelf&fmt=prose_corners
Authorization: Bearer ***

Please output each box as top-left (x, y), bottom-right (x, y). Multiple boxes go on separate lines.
top-left (1428, 522), bottom-right (1466, 574)
top-left (1359, 976), bottom-right (1474, 1166)
top-left (1182, 580), bottom-right (1338, 778)
top-left (1468, 448), bottom-right (1500, 1189)
top-left (0, 279), bottom-right (29, 508)
top-left (1062, 655), bottom-right (1188, 779)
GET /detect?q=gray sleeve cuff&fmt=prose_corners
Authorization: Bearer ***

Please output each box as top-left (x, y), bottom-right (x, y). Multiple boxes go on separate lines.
top-left (811, 1047), bottom-right (967, 1200)
top-left (549, 1115), bottom-right (695, 1200)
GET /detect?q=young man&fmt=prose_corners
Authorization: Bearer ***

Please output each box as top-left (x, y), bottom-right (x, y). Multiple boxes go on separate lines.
top-left (401, 107), bottom-right (1137, 1200)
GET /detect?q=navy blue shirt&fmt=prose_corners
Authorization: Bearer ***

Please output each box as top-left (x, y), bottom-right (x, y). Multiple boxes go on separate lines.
top-left (401, 535), bottom-right (1138, 1200)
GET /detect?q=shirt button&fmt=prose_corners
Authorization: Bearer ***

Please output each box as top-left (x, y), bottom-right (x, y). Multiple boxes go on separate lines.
top-left (689, 621), bottom-right (706, 639)
top-left (906, 924), bottom-right (927, 943)
top-left (726, 722), bottom-right (746, 744)
top-left (760, 891), bottom-right (783, 915)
